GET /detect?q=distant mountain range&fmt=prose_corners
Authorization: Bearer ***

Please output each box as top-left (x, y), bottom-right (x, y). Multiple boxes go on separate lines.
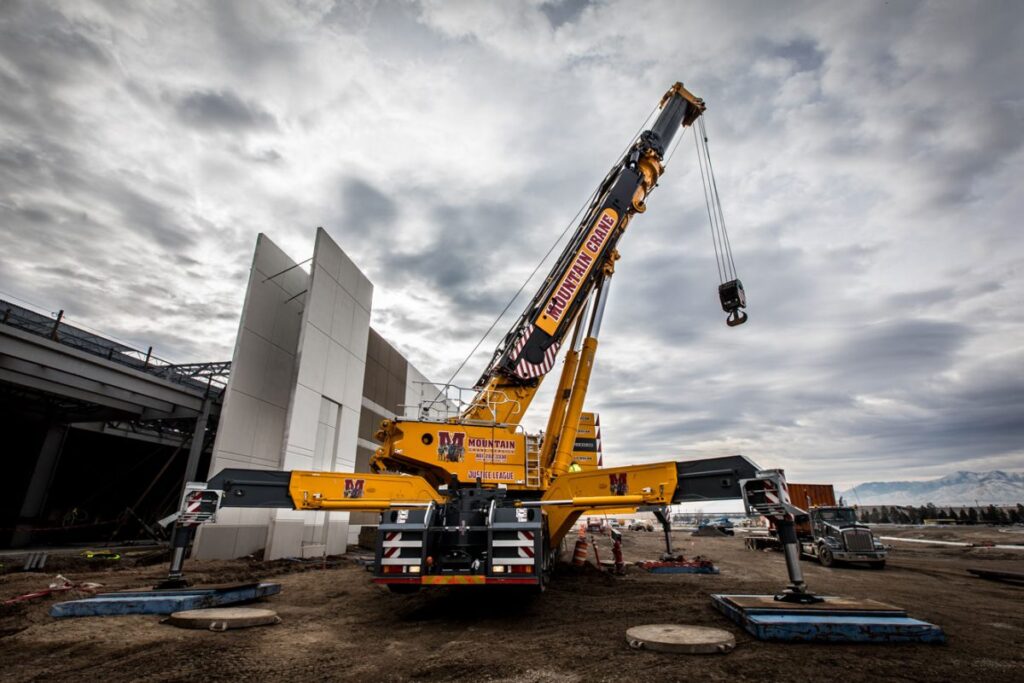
top-left (838, 471), bottom-right (1024, 506)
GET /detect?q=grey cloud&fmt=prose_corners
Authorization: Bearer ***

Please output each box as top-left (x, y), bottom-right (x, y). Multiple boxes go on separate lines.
top-left (0, 3), bottom-right (111, 86)
top-left (172, 89), bottom-right (278, 131)
top-left (828, 319), bottom-right (970, 386)
top-left (341, 178), bottom-right (398, 228)
top-left (540, 0), bottom-right (591, 29)
top-left (770, 38), bottom-right (825, 73)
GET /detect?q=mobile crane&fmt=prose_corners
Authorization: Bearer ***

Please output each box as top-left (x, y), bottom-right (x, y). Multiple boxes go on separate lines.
top-left (164, 81), bottom-right (758, 592)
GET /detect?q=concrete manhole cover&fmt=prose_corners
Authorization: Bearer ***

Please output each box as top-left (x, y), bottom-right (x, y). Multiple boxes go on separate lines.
top-left (167, 607), bottom-right (281, 632)
top-left (626, 624), bottom-right (735, 654)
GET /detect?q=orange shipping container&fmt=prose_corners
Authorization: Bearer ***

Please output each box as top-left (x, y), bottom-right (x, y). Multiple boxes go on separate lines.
top-left (787, 483), bottom-right (836, 511)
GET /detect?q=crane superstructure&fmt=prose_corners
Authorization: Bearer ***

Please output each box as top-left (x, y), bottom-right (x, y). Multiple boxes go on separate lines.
top-left (163, 82), bottom-right (755, 592)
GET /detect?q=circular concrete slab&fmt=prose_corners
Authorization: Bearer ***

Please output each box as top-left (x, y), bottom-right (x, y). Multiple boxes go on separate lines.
top-left (167, 607), bottom-right (280, 632)
top-left (626, 624), bottom-right (735, 654)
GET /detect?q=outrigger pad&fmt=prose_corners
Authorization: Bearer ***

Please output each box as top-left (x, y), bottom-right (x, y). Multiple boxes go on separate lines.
top-left (50, 582), bottom-right (281, 618)
top-left (711, 594), bottom-right (946, 643)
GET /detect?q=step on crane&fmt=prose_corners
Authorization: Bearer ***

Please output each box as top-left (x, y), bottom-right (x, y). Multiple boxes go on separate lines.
top-left (162, 81), bottom-right (757, 592)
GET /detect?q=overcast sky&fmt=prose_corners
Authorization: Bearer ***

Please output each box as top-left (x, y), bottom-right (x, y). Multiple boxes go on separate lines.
top-left (2, 0), bottom-right (1021, 488)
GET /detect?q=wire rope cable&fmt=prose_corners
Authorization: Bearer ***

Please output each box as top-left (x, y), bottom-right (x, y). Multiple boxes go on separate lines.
top-left (699, 117), bottom-right (737, 278)
top-left (437, 102), bottom-right (661, 393)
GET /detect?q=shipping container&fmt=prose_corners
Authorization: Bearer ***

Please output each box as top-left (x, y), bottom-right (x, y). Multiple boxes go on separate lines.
top-left (787, 483), bottom-right (836, 511)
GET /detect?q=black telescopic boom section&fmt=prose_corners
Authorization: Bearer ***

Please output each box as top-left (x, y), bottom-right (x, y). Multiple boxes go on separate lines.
top-left (650, 92), bottom-right (691, 153)
top-left (474, 84), bottom-right (704, 390)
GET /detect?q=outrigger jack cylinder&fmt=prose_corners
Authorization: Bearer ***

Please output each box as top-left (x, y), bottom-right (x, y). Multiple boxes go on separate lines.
top-left (773, 517), bottom-right (823, 604)
top-left (740, 469), bottom-right (823, 604)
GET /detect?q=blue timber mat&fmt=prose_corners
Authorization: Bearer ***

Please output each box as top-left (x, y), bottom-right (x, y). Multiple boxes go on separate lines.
top-left (50, 582), bottom-right (281, 618)
top-left (711, 594), bottom-right (946, 643)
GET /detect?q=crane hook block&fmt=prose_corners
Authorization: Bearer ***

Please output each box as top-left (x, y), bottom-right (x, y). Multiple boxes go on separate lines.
top-left (718, 279), bottom-right (748, 327)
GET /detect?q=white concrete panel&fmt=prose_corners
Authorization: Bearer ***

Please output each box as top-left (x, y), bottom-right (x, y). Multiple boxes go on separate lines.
top-left (271, 299), bottom-right (303, 354)
top-left (334, 406), bottom-right (361, 471)
top-left (306, 264), bottom-right (336, 333)
top-left (315, 233), bottom-right (343, 283)
top-left (241, 281), bottom-right (278, 342)
top-left (213, 390), bottom-right (260, 459)
top-left (281, 445), bottom-right (314, 471)
top-left (296, 323), bottom-right (329, 394)
top-left (211, 451), bottom-right (275, 473)
top-left (211, 507), bottom-right (245, 526)
top-left (350, 305), bottom-right (371, 359)
top-left (197, 234), bottom-right (303, 561)
top-left (265, 518), bottom-right (305, 560)
top-left (252, 234), bottom-right (296, 280)
top-left (338, 252), bottom-right (361, 297)
top-left (252, 401), bottom-right (286, 467)
top-left (327, 517), bottom-right (350, 555)
top-left (355, 275), bottom-right (373, 313)
top-left (330, 293), bottom-right (355, 349)
top-left (229, 331), bottom-right (271, 398)
top-left (262, 343), bottom-right (296, 409)
top-left (322, 346), bottom-right (350, 407)
top-left (283, 383), bottom-right (321, 459)
top-left (343, 357), bottom-right (366, 412)
top-left (280, 266), bottom-right (310, 300)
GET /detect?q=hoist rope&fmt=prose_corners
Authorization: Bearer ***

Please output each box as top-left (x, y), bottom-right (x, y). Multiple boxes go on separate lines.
top-left (694, 115), bottom-right (737, 283)
top-left (438, 102), bottom-right (661, 392)
top-left (694, 124), bottom-right (725, 282)
top-left (700, 117), bottom-right (737, 279)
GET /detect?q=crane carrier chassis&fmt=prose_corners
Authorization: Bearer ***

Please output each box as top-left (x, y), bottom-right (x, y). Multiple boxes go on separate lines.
top-left (169, 456), bottom-right (760, 590)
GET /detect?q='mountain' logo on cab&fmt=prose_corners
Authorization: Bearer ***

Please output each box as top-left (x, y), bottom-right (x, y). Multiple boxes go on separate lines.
top-left (437, 431), bottom-right (466, 462)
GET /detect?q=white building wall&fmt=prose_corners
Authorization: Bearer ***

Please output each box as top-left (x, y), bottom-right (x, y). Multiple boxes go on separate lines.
top-left (194, 228), bottom-right (451, 560)
top-left (265, 227), bottom-right (372, 559)
top-left (194, 234), bottom-right (306, 559)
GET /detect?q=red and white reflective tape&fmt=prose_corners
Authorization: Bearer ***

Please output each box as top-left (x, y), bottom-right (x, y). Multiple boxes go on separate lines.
top-left (511, 325), bottom-right (560, 380)
top-left (382, 532), bottom-right (422, 548)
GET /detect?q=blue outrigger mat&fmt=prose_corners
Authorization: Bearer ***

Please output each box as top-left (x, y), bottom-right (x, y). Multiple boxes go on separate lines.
top-left (50, 582), bottom-right (281, 618)
top-left (711, 594), bottom-right (945, 644)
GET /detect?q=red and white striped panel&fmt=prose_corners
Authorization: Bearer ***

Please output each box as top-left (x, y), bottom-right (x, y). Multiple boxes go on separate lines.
top-left (380, 531), bottom-right (424, 565)
top-left (492, 531), bottom-right (535, 547)
top-left (512, 325), bottom-right (560, 380)
top-left (381, 532), bottom-right (422, 548)
top-left (492, 531), bottom-right (537, 565)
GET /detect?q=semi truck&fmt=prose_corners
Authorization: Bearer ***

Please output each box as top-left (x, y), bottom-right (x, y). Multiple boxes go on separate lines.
top-left (745, 483), bottom-right (887, 568)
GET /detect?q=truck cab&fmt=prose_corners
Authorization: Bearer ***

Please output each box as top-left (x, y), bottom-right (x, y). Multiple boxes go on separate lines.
top-left (803, 506), bottom-right (887, 568)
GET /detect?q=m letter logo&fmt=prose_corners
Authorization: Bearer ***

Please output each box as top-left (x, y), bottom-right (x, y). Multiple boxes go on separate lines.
top-left (609, 473), bottom-right (628, 496)
top-left (437, 431), bottom-right (466, 462)
top-left (344, 479), bottom-right (365, 499)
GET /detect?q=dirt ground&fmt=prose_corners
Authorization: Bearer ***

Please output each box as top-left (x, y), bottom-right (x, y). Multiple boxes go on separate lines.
top-left (1, 527), bottom-right (1022, 682)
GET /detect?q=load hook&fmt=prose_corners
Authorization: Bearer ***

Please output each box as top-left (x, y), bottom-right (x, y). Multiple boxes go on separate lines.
top-left (726, 309), bottom-right (748, 327)
top-left (718, 279), bottom-right (747, 327)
